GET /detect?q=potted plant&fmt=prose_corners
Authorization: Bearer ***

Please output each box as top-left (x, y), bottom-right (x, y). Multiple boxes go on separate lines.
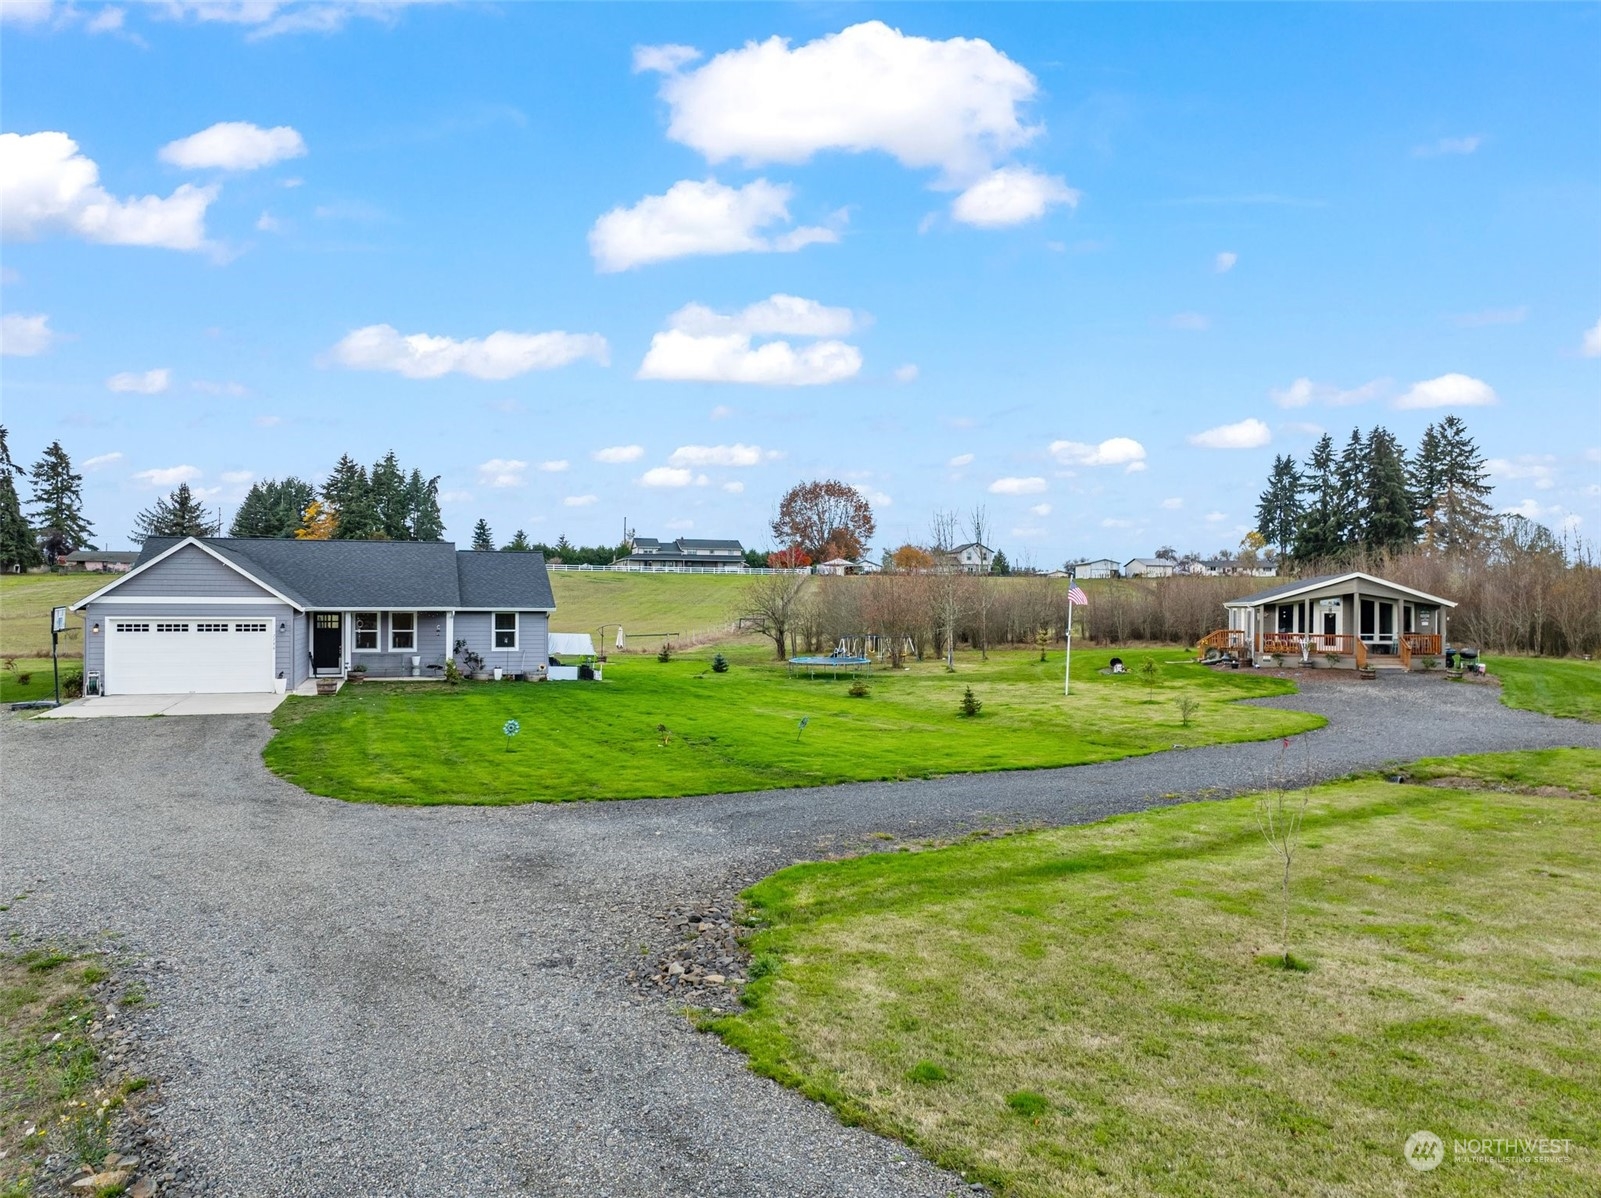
top-left (347, 663), bottom-right (367, 684)
top-left (453, 638), bottom-right (488, 680)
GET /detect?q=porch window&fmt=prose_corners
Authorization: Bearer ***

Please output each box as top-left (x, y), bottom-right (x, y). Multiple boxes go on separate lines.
top-left (354, 612), bottom-right (379, 651)
top-left (390, 612), bottom-right (416, 652)
top-left (493, 612), bottom-right (518, 650)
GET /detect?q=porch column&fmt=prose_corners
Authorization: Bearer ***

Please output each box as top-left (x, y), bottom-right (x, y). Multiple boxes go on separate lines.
top-left (445, 611), bottom-right (455, 664)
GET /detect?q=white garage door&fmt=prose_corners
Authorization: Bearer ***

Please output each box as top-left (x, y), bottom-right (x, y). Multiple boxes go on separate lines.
top-left (106, 618), bottom-right (275, 695)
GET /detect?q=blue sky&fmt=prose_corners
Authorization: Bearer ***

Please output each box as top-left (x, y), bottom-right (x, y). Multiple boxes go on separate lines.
top-left (3, 1), bottom-right (1598, 562)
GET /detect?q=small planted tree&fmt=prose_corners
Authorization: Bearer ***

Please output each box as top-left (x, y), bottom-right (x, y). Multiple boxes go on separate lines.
top-left (1140, 657), bottom-right (1160, 702)
top-left (657, 643), bottom-right (673, 663)
top-left (1178, 695), bottom-right (1199, 727)
top-left (711, 653), bottom-right (729, 673)
top-left (1256, 739), bottom-right (1311, 970)
top-left (958, 686), bottom-right (982, 717)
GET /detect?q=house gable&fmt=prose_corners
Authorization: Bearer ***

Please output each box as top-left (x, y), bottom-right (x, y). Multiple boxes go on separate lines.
top-left (71, 538), bottom-right (302, 611)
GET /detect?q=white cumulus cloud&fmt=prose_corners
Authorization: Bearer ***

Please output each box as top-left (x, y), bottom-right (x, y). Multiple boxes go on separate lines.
top-left (537, 460), bottom-right (568, 473)
top-left (640, 466), bottom-right (701, 488)
top-left (1581, 317), bottom-right (1601, 358)
top-left (477, 458), bottom-right (528, 488)
top-left (1161, 497), bottom-right (1184, 510)
top-left (134, 465), bottom-right (200, 487)
top-left (1030, 503), bottom-right (1052, 517)
top-left (1188, 418), bottom-right (1272, 450)
top-left (327, 324), bottom-right (608, 381)
top-left (948, 453), bottom-right (975, 468)
top-left (1215, 251), bottom-right (1237, 273)
top-left (107, 368), bottom-right (171, 394)
top-left (159, 122), bottom-right (307, 171)
top-left (893, 363), bottom-right (919, 383)
top-left (989, 476), bottom-right (1047, 495)
top-left (1270, 377), bottom-right (1389, 408)
top-left (1048, 437), bottom-right (1147, 471)
top-left (589, 178), bottom-right (838, 272)
top-left (667, 443), bottom-right (768, 468)
top-left (0, 312), bottom-right (55, 356)
top-left (82, 452), bottom-right (124, 470)
top-left (666, 293), bottom-right (857, 338)
top-left (563, 494), bottom-right (598, 507)
top-left (722, 480), bottom-right (745, 494)
top-left (632, 43), bottom-right (701, 73)
top-left (1, 131), bottom-right (217, 251)
top-left (592, 444), bottom-right (644, 464)
top-left (649, 21), bottom-right (1041, 183)
top-left (1394, 373), bottom-right (1498, 410)
top-left (951, 166), bottom-right (1077, 227)
top-left (1487, 455), bottom-right (1557, 491)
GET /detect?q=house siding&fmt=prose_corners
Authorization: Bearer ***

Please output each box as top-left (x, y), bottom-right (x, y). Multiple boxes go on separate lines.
top-left (82, 600), bottom-right (295, 693)
top-left (453, 611), bottom-right (549, 677)
top-left (349, 611), bottom-right (450, 678)
top-left (110, 544), bottom-right (281, 600)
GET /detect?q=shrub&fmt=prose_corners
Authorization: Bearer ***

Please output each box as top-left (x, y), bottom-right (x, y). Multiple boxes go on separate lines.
top-left (1421, 656), bottom-right (1439, 671)
top-left (1325, 652), bottom-right (1342, 668)
top-left (958, 686), bottom-right (982, 717)
top-left (17, 672), bottom-right (31, 686)
top-left (848, 679), bottom-right (870, 698)
top-left (443, 658), bottom-right (462, 686)
top-left (657, 643), bottom-right (673, 663)
top-left (1178, 695), bottom-right (1199, 726)
top-left (711, 653), bottom-right (729, 673)
top-left (61, 669), bottom-right (83, 699)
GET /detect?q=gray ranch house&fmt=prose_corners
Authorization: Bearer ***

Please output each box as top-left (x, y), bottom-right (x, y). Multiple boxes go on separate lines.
top-left (71, 537), bottom-right (554, 696)
top-left (1202, 570), bottom-right (1455, 670)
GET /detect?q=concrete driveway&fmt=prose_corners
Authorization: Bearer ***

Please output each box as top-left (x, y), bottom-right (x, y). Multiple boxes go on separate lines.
top-left (4, 673), bottom-right (1597, 1197)
top-left (38, 691), bottom-right (286, 718)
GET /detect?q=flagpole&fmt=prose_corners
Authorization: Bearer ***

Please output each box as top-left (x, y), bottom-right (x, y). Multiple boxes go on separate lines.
top-left (1064, 568), bottom-right (1074, 696)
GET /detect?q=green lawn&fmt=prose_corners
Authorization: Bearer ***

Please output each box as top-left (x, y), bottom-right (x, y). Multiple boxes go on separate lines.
top-left (264, 646), bottom-right (1323, 804)
top-left (0, 573), bottom-right (99, 660)
top-left (548, 571), bottom-right (758, 640)
top-left (709, 750), bottom-right (1601, 1197)
top-left (0, 658), bottom-right (71, 704)
top-left (1491, 656), bottom-right (1601, 722)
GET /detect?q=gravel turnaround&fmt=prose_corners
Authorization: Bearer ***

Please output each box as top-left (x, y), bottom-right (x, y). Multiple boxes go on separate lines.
top-left (3, 673), bottom-right (1596, 1197)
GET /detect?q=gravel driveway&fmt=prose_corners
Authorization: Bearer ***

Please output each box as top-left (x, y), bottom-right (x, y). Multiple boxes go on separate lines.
top-left (3, 673), bottom-right (1596, 1197)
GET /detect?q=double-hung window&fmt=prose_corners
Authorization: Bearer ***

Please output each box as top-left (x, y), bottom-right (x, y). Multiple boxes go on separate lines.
top-left (354, 612), bottom-right (379, 651)
top-left (390, 612), bottom-right (416, 651)
top-left (493, 612), bottom-right (518, 650)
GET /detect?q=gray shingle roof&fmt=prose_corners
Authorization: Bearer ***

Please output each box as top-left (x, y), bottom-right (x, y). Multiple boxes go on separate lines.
top-left (132, 538), bottom-right (553, 611)
top-left (456, 550), bottom-right (555, 609)
top-left (1223, 571), bottom-right (1456, 608)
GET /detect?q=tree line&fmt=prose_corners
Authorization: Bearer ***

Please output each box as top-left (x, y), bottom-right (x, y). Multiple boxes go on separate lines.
top-left (1254, 414), bottom-right (1493, 562)
top-left (0, 429), bottom-right (96, 569)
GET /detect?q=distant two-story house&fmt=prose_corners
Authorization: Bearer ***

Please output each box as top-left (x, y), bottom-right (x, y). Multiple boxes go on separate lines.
top-left (1123, 557), bottom-right (1176, 578)
top-left (623, 536), bottom-right (746, 571)
top-left (947, 542), bottom-right (995, 573)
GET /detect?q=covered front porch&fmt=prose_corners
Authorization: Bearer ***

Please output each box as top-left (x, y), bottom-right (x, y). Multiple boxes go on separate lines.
top-left (1202, 571), bottom-right (1456, 671)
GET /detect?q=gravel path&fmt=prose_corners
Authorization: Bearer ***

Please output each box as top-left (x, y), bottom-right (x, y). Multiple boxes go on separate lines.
top-left (3, 673), bottom-right (1595, 1197)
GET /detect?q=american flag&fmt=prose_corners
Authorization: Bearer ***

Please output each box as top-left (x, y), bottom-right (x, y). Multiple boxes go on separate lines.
top-left (1067, 584), bottom-right (1089, 606)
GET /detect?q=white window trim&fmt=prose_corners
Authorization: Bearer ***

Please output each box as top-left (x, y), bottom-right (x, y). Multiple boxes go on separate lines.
top-left (353, 611), bottom-right (382, 653)
top-left (389, 610), bottom-right (418, 653)
top-left (492, 611), bottom-right (519, 652)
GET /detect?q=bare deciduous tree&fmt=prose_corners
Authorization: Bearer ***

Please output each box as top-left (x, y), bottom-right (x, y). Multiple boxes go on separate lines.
top-left (968, 504), bottom-right (992, 659)
top-left (1256, 738), bottom-right (1311, 969)
top-left (740, 572), bottom-right (810, 660)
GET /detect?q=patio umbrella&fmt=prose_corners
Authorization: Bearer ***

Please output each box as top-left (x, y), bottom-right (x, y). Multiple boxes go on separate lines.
top-left (616, 626), bottom-right (626, 650)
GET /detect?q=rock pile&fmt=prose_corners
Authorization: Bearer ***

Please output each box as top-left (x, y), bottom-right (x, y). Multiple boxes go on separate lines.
top-left (627, 896), bottom-right (752, 1013)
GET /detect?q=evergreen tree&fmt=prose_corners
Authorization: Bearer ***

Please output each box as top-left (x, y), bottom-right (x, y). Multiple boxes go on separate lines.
top-left (322, 454), bottom-right (380, 540)
top-left (471, 519), bottom-right (495, 552)
top-left (1409, 421), bottom-right (1445, 525)
top-left (27, 440), bottom-right (94, 564)
top-left (0, 427), bottom-right (44, 571)
top-left (1422, 415), bottom-right (1494, 552)
top-left (405, 468), bottom-right (444, 541)
top-left (1361, 427), bottom-right (1416, 552)
top-left (554, 533), bottom-right (575, 559)
top-left (131, 482), bottom-right (221, 544)
top-left (369, 451), bottom-right (410, 541)
top-left (990, 549), bottom-right (1011, 575)
top-left (1254, 453), bottom-right (1305, 560)
top-left (1291, 434), bottom-right (1342, 562)
top-left (230, 477), bottom-right (316, 539)
top-left (1332, 428), bottom-right (1368, 549)
top-left (502, 529), bottom-right (533, 551)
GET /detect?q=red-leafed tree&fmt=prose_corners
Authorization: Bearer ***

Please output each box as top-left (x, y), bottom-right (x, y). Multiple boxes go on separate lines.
top-left (771, 479), bottom-right (876, 565)
top-left (767, 546), bottom-right (812, 569)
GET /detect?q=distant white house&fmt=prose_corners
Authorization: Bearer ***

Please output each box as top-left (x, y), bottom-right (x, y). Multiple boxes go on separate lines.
top-left (1124, 557), bottom-right (1176, 578)
top-left (816, 558), bottom-right (852, 576)
top-left (947, 542), bottom-right (995, 573)
top-left (1069, 558), bottom-right (1120, 579)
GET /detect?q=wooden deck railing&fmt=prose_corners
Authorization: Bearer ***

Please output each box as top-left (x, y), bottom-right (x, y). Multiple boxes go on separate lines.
top-left (1399, 637), bottom-right (1412, 670)
top-left (1197, 629), bottom-right (1248, 654)
top-left (1401, 633), bottom-right (1442, 657)
top-left (1261, 633), bottom-right (1360, 658)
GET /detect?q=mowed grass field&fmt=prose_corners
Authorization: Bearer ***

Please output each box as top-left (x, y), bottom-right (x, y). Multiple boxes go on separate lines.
top-left (0, 574), bottom-right (100, 702)
top-left (1491, 656), bottom-right (1601, 722)
top-left (265, 646), bottom-right (1324, 804)
top-left (709, 749), bottom-right (1601, 1198)
top-left (547, 571), bottom-right (757, 641)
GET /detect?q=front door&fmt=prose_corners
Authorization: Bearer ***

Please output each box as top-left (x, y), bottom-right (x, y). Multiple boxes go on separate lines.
top-left (312, 613), bottom-right (342, 673)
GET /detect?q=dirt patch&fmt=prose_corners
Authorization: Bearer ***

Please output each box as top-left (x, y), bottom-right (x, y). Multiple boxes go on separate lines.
top-left (1416, 776), bottom-right (1591, 800)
